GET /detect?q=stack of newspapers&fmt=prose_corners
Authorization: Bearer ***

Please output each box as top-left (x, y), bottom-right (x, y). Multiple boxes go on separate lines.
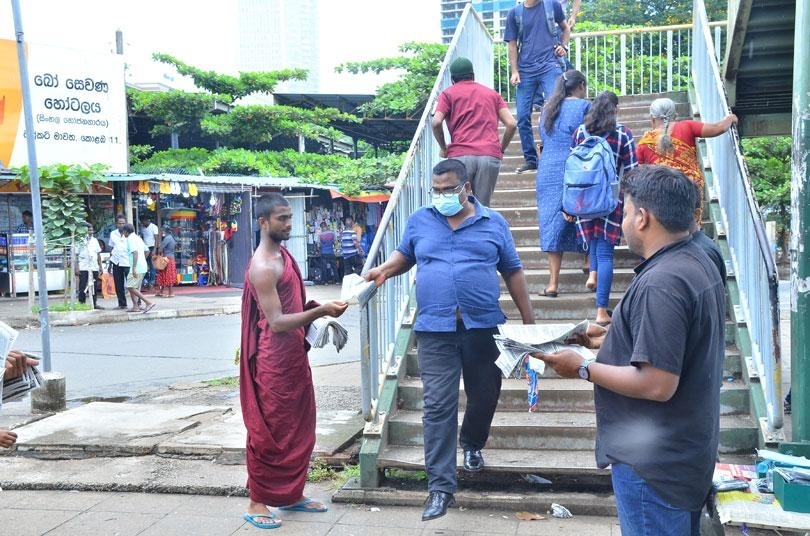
top-left (494, 320), bottom-right (595, 378)
top-left (306, 317), bottom-right (348, 352)
top-left (0, 321), bottom-right (44, 408)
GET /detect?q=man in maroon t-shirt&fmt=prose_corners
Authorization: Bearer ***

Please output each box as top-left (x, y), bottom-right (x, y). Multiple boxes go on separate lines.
top-left (431, 57), bottom-right (517, 206)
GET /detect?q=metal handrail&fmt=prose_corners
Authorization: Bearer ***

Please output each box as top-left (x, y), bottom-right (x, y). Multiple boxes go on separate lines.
top-left (692, 0), bottom-right (783, 430)
top-left (357, 4), bottom-right (494, 423)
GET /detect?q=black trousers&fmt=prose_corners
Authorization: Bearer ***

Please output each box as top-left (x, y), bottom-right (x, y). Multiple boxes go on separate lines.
top-left (77, 270), bottom-right (99, 306)
top-left (416, 324), bottom-right (501, 494)
top-left (111, 263), bottom-right (128, 307)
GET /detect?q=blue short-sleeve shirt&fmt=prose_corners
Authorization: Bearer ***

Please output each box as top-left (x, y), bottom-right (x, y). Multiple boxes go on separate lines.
top-left (397, 198), bottom-right (523, 332)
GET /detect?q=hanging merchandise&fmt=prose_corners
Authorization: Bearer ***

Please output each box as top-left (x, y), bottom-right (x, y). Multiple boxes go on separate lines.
top-left (229, 194), bottom-right (243, 215)
top-left (188, 182), bottom-right (198, 196)
top-left (159, 181), bottom-right (171, 194)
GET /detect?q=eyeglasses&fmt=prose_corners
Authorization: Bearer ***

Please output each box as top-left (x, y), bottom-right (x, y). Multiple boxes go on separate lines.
top-left (430, 183), bottom-right (464, 198)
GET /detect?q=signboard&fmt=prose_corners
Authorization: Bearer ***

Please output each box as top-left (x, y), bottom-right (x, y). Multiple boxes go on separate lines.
top-left (0, 39), bottom-right (128, 173)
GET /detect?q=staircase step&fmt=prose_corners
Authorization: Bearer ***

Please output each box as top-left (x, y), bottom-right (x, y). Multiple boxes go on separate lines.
top-left (398, 377), bottom-right (594, 412)
top-left (501, 268), bottom-right (635, 294)
top-left (500, 292), bottom-right (624, 320)
top-left (386, 411), bottom-right (759, 454)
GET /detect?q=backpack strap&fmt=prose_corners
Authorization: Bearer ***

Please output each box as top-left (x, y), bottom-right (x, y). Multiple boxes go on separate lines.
top-left (515, 3), bottom-right (524, 51)
top-left (542, 0), bottom-right (560, 45)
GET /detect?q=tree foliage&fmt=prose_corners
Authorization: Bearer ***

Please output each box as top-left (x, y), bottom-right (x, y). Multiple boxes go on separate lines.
top-left (578, 0), bottom-right (726, 26)
top-left (128, 89), bottom-right (221, 140)
top-left (17, 163), bottom-right (108, 247)
top-left (153, 54), bottom-right (307, 101)
top-left (336, 42), bottom-right (448, 118)
top-left (132, 148), bottom-right (402, 196)
top-left (200, 104), bottom-right (359, 149)
top-left (742, 136), bottom-right (791, 258)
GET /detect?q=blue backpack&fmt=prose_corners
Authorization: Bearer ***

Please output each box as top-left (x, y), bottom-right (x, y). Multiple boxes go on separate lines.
top-left (562, 133), bottom-right (619, 219)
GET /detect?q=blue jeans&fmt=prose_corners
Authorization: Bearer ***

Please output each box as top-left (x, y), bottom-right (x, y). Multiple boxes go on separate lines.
top-left (515, 67), bottom-right (563, 166)
top-left (611, 463), bottom-right (701, 536)
top-left (588, 237), bottom-right (614, 308)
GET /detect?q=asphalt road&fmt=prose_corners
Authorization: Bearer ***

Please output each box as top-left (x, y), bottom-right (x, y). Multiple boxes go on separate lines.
top-left (14, 307), bottom-right (361, 401)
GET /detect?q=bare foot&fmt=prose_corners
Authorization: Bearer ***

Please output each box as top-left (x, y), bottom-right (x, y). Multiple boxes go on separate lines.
top-left (1, 429), bottom-right (18, 448)
top-left (246, 500), bottom-right (282, 527)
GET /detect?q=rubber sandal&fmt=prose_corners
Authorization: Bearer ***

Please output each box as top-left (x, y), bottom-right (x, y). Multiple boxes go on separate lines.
top-left (596, 319), bottom-right (612, 327)
top-left (142, 303), bottom-right (156, 313)
top-left (540, 288), bottom-right (558, 298)
top-left (278, 498), bottom-right (328, 513)
top-left (242, 513), bottom-right (280, 529)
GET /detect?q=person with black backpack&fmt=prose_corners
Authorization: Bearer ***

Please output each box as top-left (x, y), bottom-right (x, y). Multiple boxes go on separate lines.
top-left (569, 91), bottom-right (638, 326)
top-left (504, 0), bottom-right (571, 174)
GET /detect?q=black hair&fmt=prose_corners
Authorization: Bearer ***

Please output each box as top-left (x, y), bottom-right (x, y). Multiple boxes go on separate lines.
top-left (584, 91), bottom-right (619, 134)
top-left (432, 158), bottom-right (468, 184)
top-left (122, 223), bottom-right (136, 234)
top-left (621, 165), bottom-right (699, 233)
top-left (22, 210), bottom-right (32, 217)
top-left (254, 193), bottom-right (289, 220)
top-left (543, 69), bottom-right (587, 135)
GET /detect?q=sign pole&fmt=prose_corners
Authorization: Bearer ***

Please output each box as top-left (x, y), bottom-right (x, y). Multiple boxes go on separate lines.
top-left (11, 0), bottom-right (52, 372)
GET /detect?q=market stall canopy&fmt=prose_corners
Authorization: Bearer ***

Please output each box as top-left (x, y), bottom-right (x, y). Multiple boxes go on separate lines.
top-left (330, 189), bottom-right (390, 203)
top-left (104, 173), bottom-right (335, 194)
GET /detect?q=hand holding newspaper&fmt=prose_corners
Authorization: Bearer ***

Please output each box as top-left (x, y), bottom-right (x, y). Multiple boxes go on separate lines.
top-left (0, 321), bottom-right (44, 408)
top-left (494, 320), bottom-right (595, 379)
top-left (340, 273), bottom-right (376, 306)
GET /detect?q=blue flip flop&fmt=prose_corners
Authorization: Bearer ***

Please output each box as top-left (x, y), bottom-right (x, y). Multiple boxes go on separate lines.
top-left (278, 498), bottom-right (328, 513)
top-left (243, 513), bottom-right (281, 529)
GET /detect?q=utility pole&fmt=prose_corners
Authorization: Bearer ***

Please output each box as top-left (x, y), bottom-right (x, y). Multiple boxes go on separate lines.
top-left (790, 0), bottom-right (809, 444)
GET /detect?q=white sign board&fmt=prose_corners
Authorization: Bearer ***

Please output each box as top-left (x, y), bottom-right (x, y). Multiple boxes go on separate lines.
top-left (0, 39), bottom-right (128, 173)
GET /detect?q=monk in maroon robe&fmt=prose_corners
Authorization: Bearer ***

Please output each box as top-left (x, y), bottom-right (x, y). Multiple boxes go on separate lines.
top-left (240, 193), bottom-right (348, 528)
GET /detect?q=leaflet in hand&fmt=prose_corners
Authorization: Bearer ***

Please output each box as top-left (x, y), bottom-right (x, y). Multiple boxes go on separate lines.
top-left (0, 320), bottom-right (44, 407)
top-left (306, 316), bottom-right (349, 352)
top-left (494, 320), bottom-right (592, 378)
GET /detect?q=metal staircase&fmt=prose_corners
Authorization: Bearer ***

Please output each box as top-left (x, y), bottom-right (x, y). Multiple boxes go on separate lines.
top-left (337, 91), bottom-right (761, 513)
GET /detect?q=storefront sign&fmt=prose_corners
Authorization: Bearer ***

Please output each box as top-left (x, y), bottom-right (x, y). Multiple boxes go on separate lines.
top-left (0, 39), bottom-right (127, 173)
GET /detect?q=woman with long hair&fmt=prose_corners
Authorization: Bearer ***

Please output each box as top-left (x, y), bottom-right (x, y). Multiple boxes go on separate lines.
top-left (535, 69), bottom-right (590, 297)
top-left (635, 97), bottom-right (737, 222)
top-left (572, 91), bottom-right (637, 325)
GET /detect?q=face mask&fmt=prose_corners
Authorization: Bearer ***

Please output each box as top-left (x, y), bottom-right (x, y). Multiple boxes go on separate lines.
top-left (432, 193), bottom-right (464, 216)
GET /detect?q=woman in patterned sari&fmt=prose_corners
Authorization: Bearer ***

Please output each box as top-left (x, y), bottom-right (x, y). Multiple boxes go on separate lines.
top-left (636, 97), bottom-right (737, 222)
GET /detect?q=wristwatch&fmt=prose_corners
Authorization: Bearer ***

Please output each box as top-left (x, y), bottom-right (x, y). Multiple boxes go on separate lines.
top-left (578, 358), bottom-right (595, 381)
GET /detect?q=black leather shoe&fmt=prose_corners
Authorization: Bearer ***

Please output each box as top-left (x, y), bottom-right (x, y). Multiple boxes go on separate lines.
top-left (463, 449), bottom-right (484, 472)
top-left (421, 491), bottom-right (455, 521)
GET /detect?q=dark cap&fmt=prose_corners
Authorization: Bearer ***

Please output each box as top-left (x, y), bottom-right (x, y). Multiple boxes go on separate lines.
top-left (449, 57), bottom-right (474, 78)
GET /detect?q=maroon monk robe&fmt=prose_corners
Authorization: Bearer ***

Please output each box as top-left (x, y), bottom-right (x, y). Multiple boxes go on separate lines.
top-left (239, 246), bottom-right (316, 506)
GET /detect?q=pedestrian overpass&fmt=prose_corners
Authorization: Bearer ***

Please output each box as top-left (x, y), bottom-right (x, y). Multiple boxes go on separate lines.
top-left (340, 0), bottom-right (806, 508)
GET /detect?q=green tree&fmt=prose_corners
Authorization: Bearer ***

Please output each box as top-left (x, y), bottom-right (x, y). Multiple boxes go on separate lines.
top-left (128, 89), bottom-right (221, 143)
top-left (578, 0), bottom-right (726, 26)
top-left (336, 42), bottom-right (448, 118)
top-left (742, 136), bottom-right (791, 261)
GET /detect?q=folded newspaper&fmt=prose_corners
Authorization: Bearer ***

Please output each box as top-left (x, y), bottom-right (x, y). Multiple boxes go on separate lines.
top-left (306, 316), bottom-right (348, 352)
top-left (340, 273), bottom-right (376, 305)
top-left (0, 320), bottom-right (44, 408)
top-left (494, 320), bottom-right (595, 378)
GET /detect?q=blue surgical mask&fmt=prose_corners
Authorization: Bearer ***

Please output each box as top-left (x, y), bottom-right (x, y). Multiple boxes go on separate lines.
top-left (432, 193), bottom-right (464, 216)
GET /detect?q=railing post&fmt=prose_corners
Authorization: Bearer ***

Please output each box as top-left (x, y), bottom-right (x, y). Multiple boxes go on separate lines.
top-left (620, 33), bottom-right (627, 95)
top-left (790, 0), bottom-right (810, 443)
top-left (666, 30), bottom-right (674, 92)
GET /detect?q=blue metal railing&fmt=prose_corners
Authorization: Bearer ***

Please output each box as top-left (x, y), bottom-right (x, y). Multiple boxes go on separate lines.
top-left (357, 4), bottom-right (494, 424)
top-left (692, 0), bottom-right (783, 431)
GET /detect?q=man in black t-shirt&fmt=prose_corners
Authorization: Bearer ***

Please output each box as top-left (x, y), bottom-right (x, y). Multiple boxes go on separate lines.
top-left (535, 165), bottom-right (725, 536)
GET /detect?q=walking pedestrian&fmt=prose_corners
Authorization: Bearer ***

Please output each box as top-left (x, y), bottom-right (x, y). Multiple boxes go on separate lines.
top-left (363, 159), bottom-right (535, 522)
top-left (76, 223), bottom-right (102, 309)
top-left (431, 56), bottom-right (517, 205)
top-left (107, 214), bottom-right (130, 309)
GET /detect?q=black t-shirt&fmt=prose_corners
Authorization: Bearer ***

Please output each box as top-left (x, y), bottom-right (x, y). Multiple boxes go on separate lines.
top-left (594, 236), bottom-right (726, 511)
top-left (692, 230), bottom-right (726, 284)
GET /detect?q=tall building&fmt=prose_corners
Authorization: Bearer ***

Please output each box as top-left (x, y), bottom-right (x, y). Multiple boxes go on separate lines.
top-left (440, 0), bottom-right (518, 43)
top-left (237, 0), bottom-right (320, 93)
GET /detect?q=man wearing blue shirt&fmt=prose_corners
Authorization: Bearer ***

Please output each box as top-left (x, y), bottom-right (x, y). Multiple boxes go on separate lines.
top-left (364, 159), bottom-right (535, 522)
